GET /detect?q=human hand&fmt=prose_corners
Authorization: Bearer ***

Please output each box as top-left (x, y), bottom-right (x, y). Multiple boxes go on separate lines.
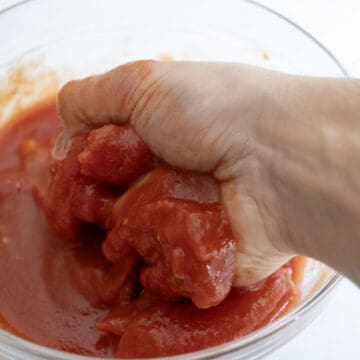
top-left (53, 60), bottom-right (300, 286)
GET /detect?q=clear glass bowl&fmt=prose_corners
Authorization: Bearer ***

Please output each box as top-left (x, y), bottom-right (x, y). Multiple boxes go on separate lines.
top-left (0, 0), bottom-right (346, 359)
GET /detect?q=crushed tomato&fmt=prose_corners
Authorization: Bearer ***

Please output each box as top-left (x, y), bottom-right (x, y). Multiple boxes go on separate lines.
top-left (0, 100), bottom-right (298, 358)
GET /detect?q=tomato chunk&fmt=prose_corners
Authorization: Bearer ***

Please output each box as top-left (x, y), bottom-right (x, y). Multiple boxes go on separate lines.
top-left (103, 167), bottom-right (236, 308)
top-left (78, 124), bottom-right (153, 185)
top-left (97, 266), bottom-right (295, 358)
top-left (44, 135), bottom-right (118, 240)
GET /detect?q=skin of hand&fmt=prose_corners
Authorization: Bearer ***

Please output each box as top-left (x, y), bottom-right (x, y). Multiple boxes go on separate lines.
top-left (54, 60), bottom-right (360, 287)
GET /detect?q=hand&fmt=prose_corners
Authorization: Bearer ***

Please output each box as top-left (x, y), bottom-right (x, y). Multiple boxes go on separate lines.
top-left (55, 60), bottom-right (360, 287)
top-left (54, 60), bottom-right (296, 287)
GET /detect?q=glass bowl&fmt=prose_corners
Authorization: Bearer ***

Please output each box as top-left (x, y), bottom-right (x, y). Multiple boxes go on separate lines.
top-left (0, 0), bottom-right (346, 359)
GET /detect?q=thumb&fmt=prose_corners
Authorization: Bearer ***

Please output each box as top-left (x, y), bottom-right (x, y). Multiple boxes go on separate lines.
top-left (53, 60), bottom-right (155, 159)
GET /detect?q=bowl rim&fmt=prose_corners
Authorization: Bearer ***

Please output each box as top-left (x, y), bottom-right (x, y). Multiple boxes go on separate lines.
top-left (0, 272), bottom-right (342, 360)
top-left (0, 0), bottom-right (348, 359)
top-left (0, 0), bottom-right (351, 78)
top-left (246, 0), bottom-right (349, 77)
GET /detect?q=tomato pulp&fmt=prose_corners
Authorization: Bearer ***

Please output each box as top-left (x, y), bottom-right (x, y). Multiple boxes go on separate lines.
top-left (0, 101), bottom-right (298, 358)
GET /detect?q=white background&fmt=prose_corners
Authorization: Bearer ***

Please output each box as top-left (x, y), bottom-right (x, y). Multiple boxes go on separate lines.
top-left (0, 0), bottom-right (359, 359)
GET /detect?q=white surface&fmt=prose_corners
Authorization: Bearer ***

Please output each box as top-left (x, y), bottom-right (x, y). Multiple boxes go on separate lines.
top-left (258, 0), bottom-right (360, 77)
top-left (0, 0), bottom-right (359, 359)
top-left (267, 279), bottom-right (360, 360)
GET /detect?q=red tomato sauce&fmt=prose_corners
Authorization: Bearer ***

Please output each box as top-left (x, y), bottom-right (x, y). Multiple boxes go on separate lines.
top-left (0, 100), bottom-right (298, 358)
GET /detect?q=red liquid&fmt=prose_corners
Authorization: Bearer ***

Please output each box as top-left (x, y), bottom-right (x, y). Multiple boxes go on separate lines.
top-left (0, 101), bottom-right (297, 358)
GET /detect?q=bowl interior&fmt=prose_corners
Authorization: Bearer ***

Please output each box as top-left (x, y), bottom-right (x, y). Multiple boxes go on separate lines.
top-left (0, 0), bottom-right (344, 359)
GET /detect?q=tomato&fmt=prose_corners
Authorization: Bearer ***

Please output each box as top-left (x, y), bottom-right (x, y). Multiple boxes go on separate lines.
top-left (0, 101), bottom-right (298, 358)
top-left (104, 167), bottom-right (235, 309)
top-left (78, 124), bottom-right (153, 185)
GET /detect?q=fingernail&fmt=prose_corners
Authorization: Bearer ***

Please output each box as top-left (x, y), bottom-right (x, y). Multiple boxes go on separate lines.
top-left (52, 129), bottom-right (72, 160)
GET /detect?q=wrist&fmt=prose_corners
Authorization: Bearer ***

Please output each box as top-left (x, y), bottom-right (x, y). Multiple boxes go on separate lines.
top-left (257, 75), bottom-right (360, 281)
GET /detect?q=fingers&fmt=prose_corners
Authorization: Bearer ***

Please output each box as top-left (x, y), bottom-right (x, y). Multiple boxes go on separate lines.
top-left (221, 179), bottom-right (292, 287)
top-left (52, 59), bottom-right (291, 287)
top-left (53, 60), bottom-right (155, 159)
